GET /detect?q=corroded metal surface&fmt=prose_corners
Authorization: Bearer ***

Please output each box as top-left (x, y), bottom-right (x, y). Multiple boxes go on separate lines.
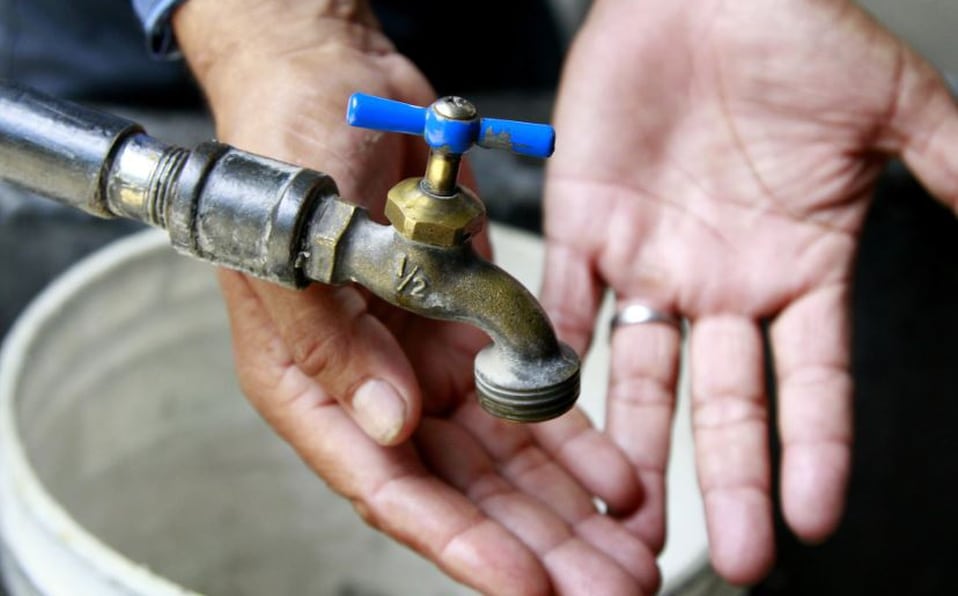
top-left (0, 82), bottom-right (580, 422)
top-left (306, 208), bottom-right (580, 421)
top-left (384, 178), bottom-right (485, 247)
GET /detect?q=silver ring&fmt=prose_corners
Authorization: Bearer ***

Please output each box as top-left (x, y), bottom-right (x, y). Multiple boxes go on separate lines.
top-left (610, 303), bottom-right (683, 333)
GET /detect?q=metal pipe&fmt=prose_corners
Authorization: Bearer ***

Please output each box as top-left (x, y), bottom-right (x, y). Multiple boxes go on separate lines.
top-left (0, 83), bottom-right (143, 217)
top-left (0, 82), bottom-right (338, 288)
top-left (0, 81), bottom-right (580, 422)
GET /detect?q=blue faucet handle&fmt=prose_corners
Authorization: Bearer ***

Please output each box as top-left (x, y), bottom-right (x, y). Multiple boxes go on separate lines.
top-left (346, 93), bottom-right (555, 159)
top-left (476, 118), bottom-right (555, 159)
top-left (346, 93), bottom-right (426, 137)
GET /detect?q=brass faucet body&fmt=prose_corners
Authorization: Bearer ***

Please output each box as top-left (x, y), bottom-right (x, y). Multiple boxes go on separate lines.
top-left (384, 177), bottom-right (484, 247)
top-left (307, 205), bottom-right (580, 422)
top-left (0, 83), bottom-right (580, 422)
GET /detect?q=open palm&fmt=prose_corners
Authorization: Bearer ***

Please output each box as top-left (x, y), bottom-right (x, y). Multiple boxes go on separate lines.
top-left (543, 0), bottom-right (958, 584)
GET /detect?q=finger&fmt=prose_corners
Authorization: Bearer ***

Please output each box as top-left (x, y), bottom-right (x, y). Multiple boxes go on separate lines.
top-left (540, 241), bottom-right (603, 355)
top-left (770, 283), bottom-right (852, 542)
top-left (220, 272), bottom-right (548, 595)
top-left (883, 48), bottom-right (958, 212)
top-left (451, 402), bottom-right (658, 591)
top-left (452, 403), bottom-right (597, 522)
top-left (454, 401), bottom-right (639, 519)
top-left (533, 408), bottom-right (643, 515)
top-left (219, 270), bottom-right (420, 446)
top-left (418, 417), bottom-right (657, 595)
top-left (690, 315), bottom-right (774, 585)
top-left (606, 307), bottom-right (683, 553)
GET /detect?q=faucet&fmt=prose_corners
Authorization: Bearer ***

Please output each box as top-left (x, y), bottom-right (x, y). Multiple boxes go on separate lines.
top-left (0, 83), bottom-right (580, 422)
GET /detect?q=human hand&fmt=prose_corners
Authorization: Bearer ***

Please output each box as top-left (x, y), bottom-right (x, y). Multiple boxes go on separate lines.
top-left (173, 1), bottom-right (660, 593)
top-left (542, 0), bottom-right (958, 584)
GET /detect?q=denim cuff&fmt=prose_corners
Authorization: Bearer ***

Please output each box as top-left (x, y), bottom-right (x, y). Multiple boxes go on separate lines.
top-left (131, 0), bottom-right (187, 59)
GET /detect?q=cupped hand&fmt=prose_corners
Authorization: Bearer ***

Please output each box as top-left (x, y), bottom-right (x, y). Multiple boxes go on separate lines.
top-left (174, 1), bottom-right (660, 593)
top-left (543, 0), bottom-right (958, 584)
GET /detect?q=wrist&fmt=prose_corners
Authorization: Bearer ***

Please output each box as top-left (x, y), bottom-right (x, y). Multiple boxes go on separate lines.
top-left (172, 0), bottom-right (388, 92)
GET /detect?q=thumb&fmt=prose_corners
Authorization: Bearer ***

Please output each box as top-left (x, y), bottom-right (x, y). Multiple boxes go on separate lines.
top-left (218, 269), bottom-right (422, 446)
top-left (883, 49), bottom-right (958, 213)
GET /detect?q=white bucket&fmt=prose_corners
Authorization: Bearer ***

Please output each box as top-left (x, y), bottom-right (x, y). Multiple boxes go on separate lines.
top-left (0, 224), bottom-right (712, 595)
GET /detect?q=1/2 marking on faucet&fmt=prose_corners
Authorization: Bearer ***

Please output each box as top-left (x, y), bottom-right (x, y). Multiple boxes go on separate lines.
top-left (396, 254), bottom-right (429, 298)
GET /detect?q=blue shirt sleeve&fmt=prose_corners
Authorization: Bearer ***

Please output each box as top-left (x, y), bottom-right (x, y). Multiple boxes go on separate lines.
top-left (130, 0), bottom-right (187, 58)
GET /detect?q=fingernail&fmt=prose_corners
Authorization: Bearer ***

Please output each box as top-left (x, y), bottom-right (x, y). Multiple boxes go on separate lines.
top-left (352, 380), bottom-right (406, 445)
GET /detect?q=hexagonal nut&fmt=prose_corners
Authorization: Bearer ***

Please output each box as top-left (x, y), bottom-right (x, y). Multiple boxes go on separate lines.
top-left (385, 178), bottom-right (485, 247)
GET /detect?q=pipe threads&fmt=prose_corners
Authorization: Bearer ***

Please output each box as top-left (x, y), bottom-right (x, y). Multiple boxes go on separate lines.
top-left (147, 147), bottom-right (189, 229)
top-left (475, 368), bottom-right (581, 422)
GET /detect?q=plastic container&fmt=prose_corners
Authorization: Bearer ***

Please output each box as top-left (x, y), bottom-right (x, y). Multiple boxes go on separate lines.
top-left (0, 225), bottom-right (710, 595)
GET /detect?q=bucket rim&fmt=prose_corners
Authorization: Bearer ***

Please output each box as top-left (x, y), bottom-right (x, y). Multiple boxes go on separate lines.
top-left (0, 228), bottom-right (195, 595)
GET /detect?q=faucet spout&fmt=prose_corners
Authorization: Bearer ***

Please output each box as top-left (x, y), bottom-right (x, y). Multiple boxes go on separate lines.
top-left (340, 93), bottom-right (578, 420)
top-left (305, 209), bottom-right (580, 422)
top-left (0, 82), bottom-right (580, 423)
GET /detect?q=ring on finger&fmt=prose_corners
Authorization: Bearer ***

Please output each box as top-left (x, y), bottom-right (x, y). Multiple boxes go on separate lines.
top-left (610, 302), bottom-right (684, 334)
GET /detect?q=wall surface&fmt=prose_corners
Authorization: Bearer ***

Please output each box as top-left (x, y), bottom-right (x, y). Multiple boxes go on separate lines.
top-left (859, 0), bottom-right (957, 76)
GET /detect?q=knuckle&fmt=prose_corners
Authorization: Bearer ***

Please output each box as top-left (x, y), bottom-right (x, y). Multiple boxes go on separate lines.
top-left (288, 326), bottom-right (352, 380)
